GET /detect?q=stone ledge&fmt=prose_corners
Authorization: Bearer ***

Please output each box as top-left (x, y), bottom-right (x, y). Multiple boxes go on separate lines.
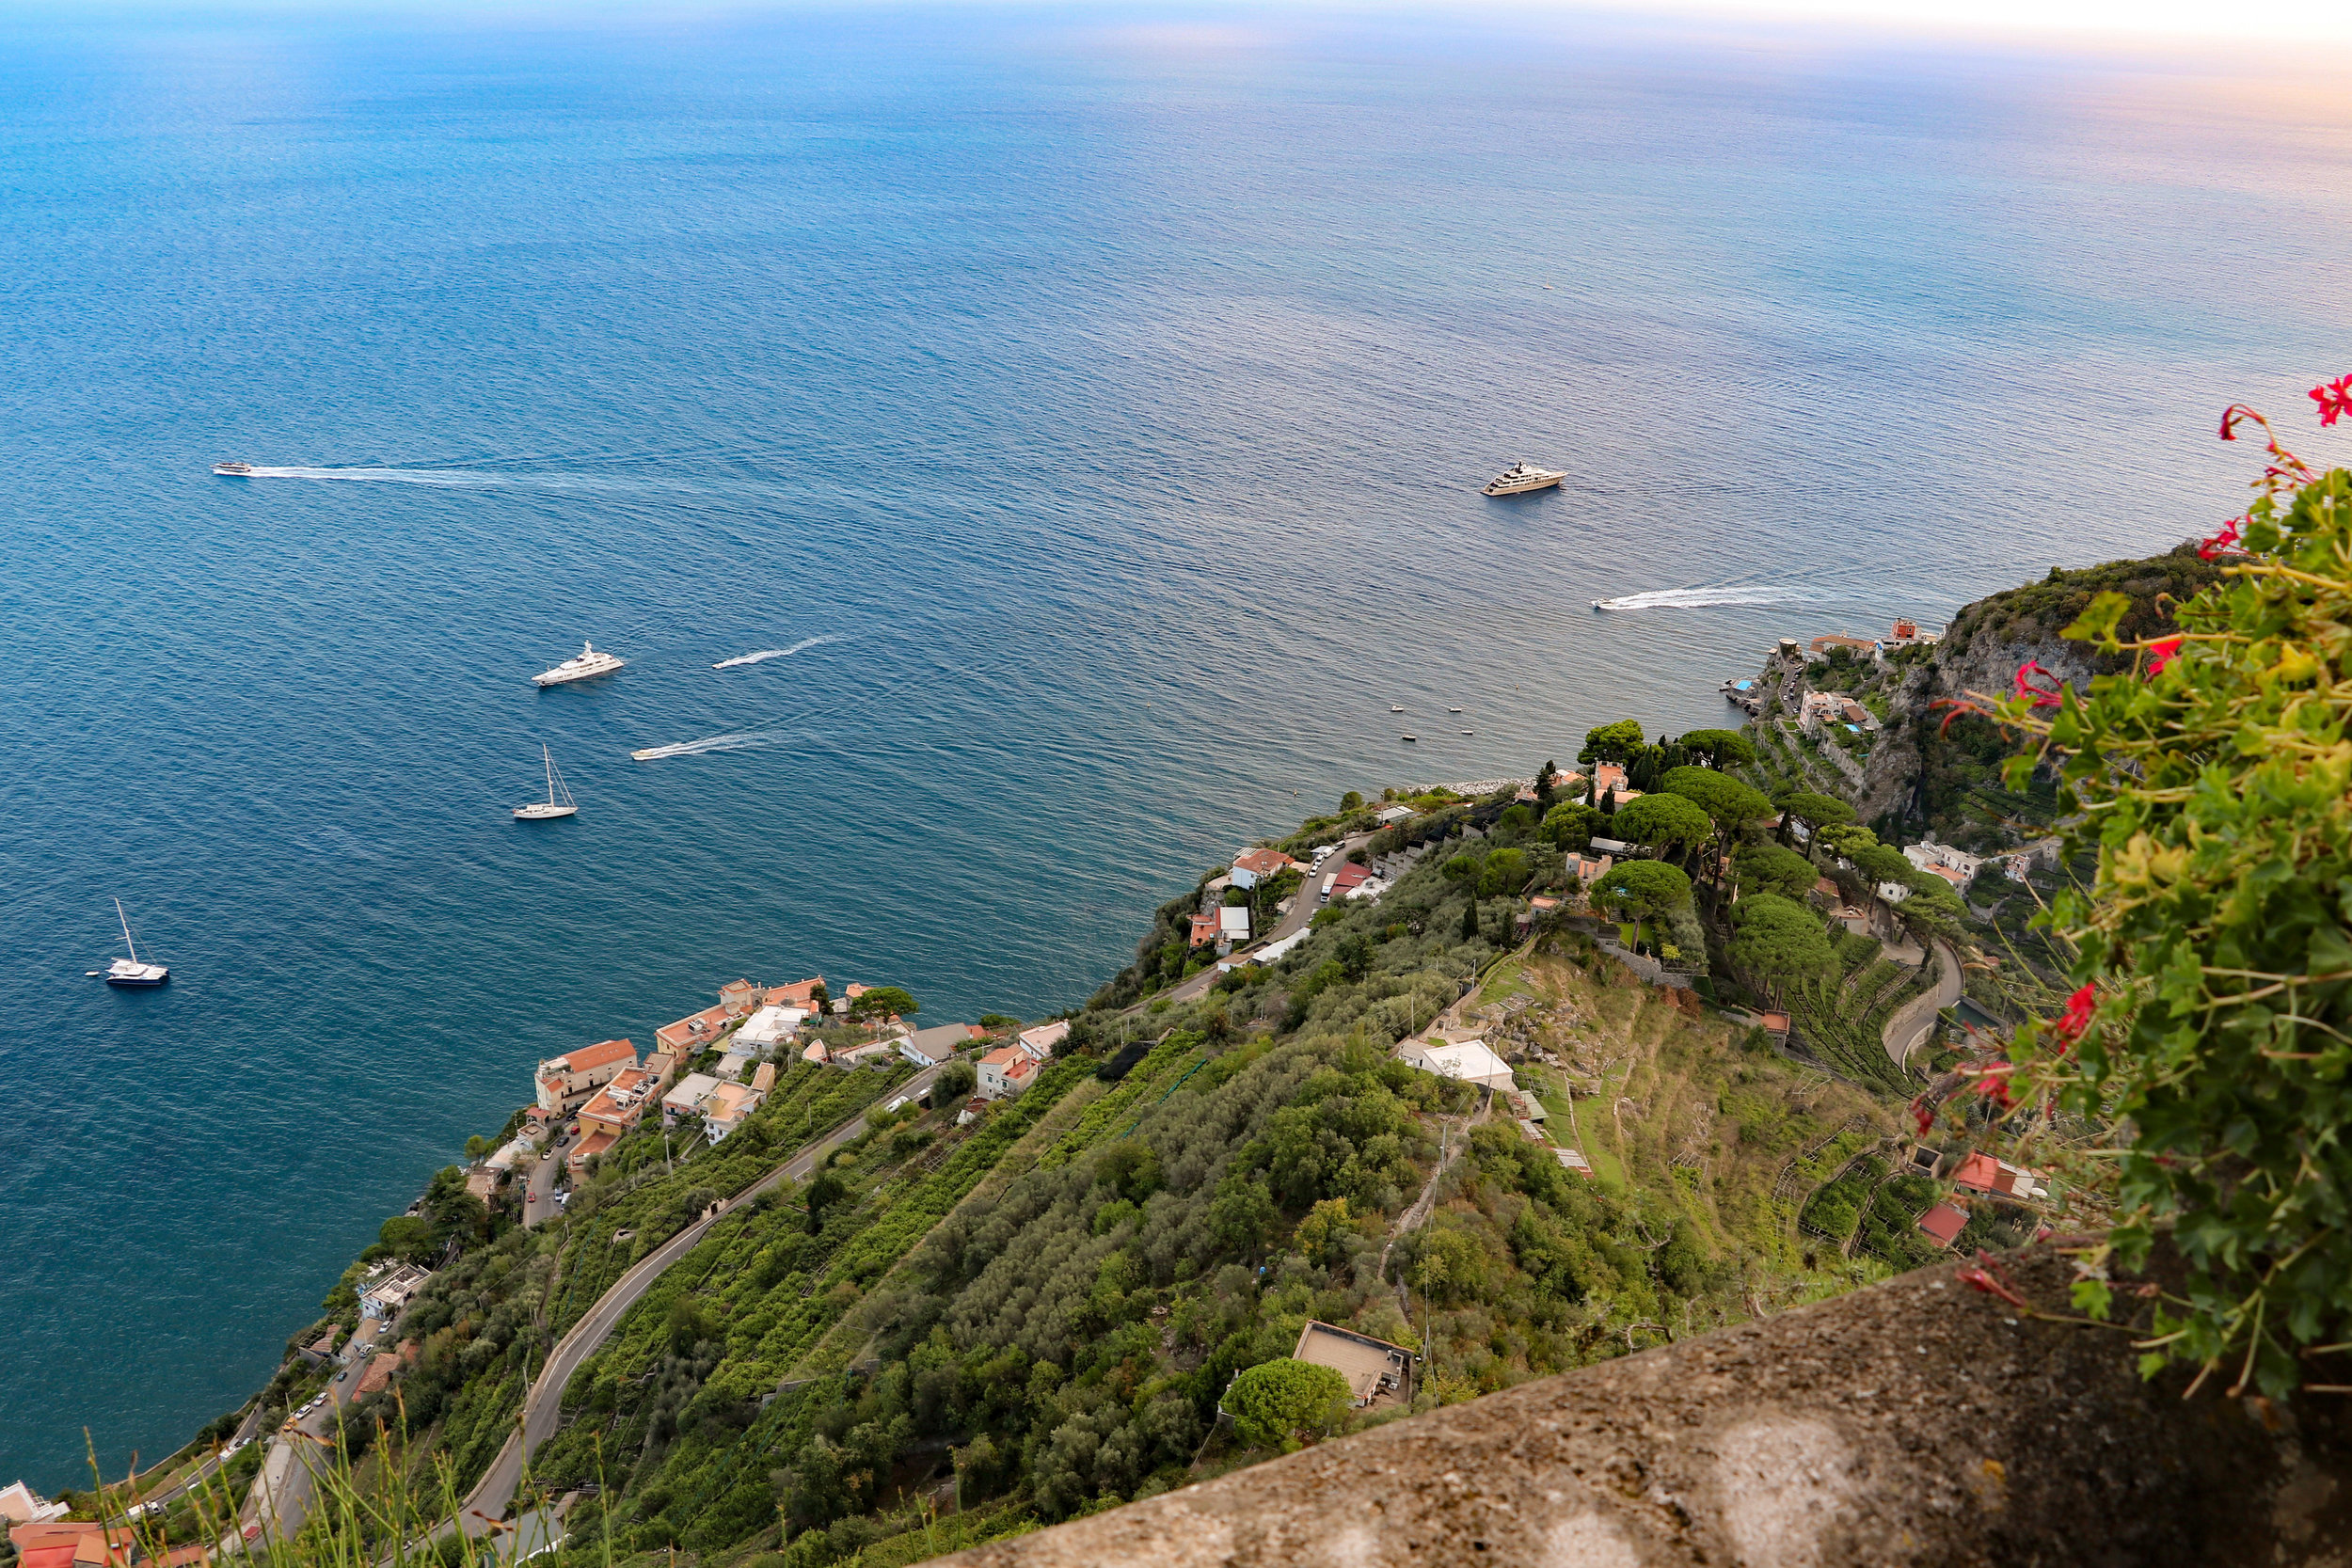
top-left (925, 1247), bottom-right (2350, 1567)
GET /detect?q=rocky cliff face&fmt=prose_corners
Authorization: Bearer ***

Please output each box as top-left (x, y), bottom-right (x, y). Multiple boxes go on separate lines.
top-left (1754, 546), bottom-right (2218, 841)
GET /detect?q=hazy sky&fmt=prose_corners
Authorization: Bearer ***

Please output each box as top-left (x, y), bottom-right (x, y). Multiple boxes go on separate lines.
top-left (1661, 0), bottom-right (2352, 44)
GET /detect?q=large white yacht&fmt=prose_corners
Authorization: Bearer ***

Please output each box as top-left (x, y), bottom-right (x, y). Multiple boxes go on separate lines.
top-left (94, 899), bottom-right (169, 987)
top-left (1481, 461), bottom-right (1565, 497)
top-left (532, 641), bottom-right (626, 688)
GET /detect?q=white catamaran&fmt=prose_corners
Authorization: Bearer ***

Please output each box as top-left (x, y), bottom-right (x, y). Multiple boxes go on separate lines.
top-left (91, 899), bottom-right (169, 987)
top-left (515, 745), bottom-right (580, 820)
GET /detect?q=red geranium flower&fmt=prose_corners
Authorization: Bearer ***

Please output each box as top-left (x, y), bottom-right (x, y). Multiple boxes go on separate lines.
top-left (2012, 661), bottom-right (2062, 709)
top-left (2050, 983), bottom-right (2095, 1053)
top-left (2147, 637), bottom-right (2184, 675)
top-left (2311, 375), bottom-right (2352, 428)
top-left (1971, 1061), bottom-right (2017, 1110)
top-left (2198, 517), bottom-right (2244, 562)
top-left (1909, 1096), bottom-right (1934, 1137)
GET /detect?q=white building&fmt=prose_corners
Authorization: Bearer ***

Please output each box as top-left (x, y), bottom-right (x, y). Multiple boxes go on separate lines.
top-left (662, 1071), bottom-right (722, 1125)
top-left (977, 1044), bottom-right (1041, 1100)
top-left (1395, 1037), bottom-right (1516, 1094)
top-left (1229, 847), bottom-right (1298, 890)
top-left (736, 1004), bottom-right (805, 1050)
top-left (1016, 1020), bottom-right (1070, 1060)
top-left (358, 1261), bottom-right (434, 1321)
top-left (1903, 838), bottom-right (1986, 883)
top-left (534, 1038), bottom-right (638, 1115)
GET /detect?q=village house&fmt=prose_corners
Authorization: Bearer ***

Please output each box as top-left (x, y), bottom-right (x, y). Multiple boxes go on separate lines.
top-left (1805, 632), bottom-right (1879, 659)
top-left (11, 1524), bottom-right (135, 1568)
top-left (641, 1051), bottom-right (678, 1094)
top-left (1904, 837), bottom-right (1985, 884)
top-left (977, 1043), bottom-right (1041, 1100)
top-left (1916, 1203), bottom-right (1970, 1248)
top-left (1187, 908), bottom-right (1223, 947)
top-left (718, 977), bottom-right (760, 1019)
top-left (1375, 804), bottom-right (1415, 826)
top-left (1217, 904), bottom-right (1251, 951)
top-left (702, 1082), bottom-right (763, 1143)
top-left (1396, 1037), bottom-right (1516, 1094)
top-left (751, 1061), bottom-right (775, 1093)
top-left (1564, 850), bottom-right (1615, 891)
top-left (899, 1022), bottom-right (984, 1068)
top-left (737, 1003), bottom-right (805, 1052)
top-left (655, 1003), bottom-right (734, 1059)
top-left (716, 1050), bottom-right (750, 1082)
top-left (1229, 847), bottom-right (1298, 890)
top-left (1017, 1019), bottom-right (1071, 1060)
top-left (662, 1071), bottom-right (722, 1126)
top-left (1951, 1150), bottom-right (2049, 1202)
top-left (1, 1481), bottom-right (72, 1526)
top-left (1884, 616), bottom-right (1941, 649)
top-left (358, 1261), bottom-right (433, 1321)
top-left (569, 1067), bottom-right (660, 1172)
top-left (533, 1038), bottom-right (637, 1116)
top-left (766, 976), bottom-right (827, 1010)
top-left (1291, 1321), bottom-right (1414, 1409)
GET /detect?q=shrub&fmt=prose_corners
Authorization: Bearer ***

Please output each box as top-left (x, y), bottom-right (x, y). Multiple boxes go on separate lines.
top-left (1987, 383), bottom-right (2352, 1397)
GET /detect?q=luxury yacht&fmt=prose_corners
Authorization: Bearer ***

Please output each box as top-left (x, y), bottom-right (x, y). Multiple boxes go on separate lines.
top-left (95, 899), bottom-right (168, 987)
top-left (532, 641), bottom-right (626, 688)
top-left (1481, 462), bottom-right (1565, 497)
top-left (213, 461), bottom-right (254, 476)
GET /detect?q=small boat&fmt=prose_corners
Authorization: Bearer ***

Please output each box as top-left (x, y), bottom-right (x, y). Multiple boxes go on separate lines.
top-left (629, 747), bottom-right (662, 762)
top-left (1448, 706), bottom-right (1463, 714)
top-left (1401, 734), bottom-right (1418, 742)
top-left (514, 745), bottom-right (580, 820)
top-left (1459, 729), bottom-right (1473, 736)
top-left (94, 899), bottom-right (169, 987)
top-left (1482, 462), bottom-right (1565, 497)
top-left (1391, 705), bottom-right (1405, 713)
top-left (532, 641), bottom-right (626, 688)
top-left (213, 462), bottom-right (254, 476)
top-left (1591, 599), bottom-right (1608, 610)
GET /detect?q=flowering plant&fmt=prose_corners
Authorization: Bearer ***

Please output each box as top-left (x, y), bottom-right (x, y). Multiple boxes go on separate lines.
top-left (1977, 379), bottom-right (2352, 1399)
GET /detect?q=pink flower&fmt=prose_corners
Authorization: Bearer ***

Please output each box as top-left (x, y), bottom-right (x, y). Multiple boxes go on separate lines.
top-left (2147, 638), bottom-right (2183, 675)
top-left (2012, 661), bottom-right (2062, 710)
top-left (2219, 404), bottom-right (2261, 442)
top-left (1910, 1097), bottom-right (1934, 1137)
top-left (2311, 375), bottom-right (2352, 428)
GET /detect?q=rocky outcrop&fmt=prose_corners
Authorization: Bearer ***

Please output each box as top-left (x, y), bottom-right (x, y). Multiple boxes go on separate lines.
top-left (925, 1244), bottom-right (2352, 1568)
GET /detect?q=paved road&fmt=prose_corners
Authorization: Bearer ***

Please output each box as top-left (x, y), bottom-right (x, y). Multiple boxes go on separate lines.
top-left (1164, 834), bottom-right (1368, 1003)
top-left (1883, 940), bottom-right (1963, 1068)
top-left (523, 1132), bottom-right (569, 1230)
top-left (446, 1066), bottom-right (943, 1541)
top-left (247, 1316), bottom-right (390, 1544)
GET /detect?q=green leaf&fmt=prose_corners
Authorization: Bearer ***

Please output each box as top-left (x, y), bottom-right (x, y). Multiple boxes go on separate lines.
top-left (2063, 590), bottom-right (2131, 648)
top-left (2070, 1278), bottom-right (2115, 1321)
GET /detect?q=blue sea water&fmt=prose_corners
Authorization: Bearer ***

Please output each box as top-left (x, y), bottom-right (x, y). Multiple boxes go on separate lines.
top-left (4, 3), bottom-right (2350, 1487)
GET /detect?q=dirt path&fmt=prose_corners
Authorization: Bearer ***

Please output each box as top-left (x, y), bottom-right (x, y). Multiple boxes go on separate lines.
top-left (1377, 1092), bottom-right (1493, 1309)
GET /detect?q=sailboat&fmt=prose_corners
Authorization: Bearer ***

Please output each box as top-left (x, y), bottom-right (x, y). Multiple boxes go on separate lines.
top-left (91, 899), bottom-right (169, 987)
top-left (514, 745), bottom-right (580, 820)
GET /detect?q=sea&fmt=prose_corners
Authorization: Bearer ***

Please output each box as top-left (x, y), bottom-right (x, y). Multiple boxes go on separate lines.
top-left (4, 2), bottom-right (2349, 1488)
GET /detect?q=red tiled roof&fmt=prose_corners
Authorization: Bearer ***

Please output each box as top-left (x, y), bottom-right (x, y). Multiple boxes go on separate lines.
top-left (1233, 847), bottom-right (1296, 877)
top-left (1951, 1151), bottom-right (2011, 1195)
top-left (548, 1038), bottom-right (635, 1076)
top-left (1916, 1203), bottom-right (1970, 1247)
top-left (766, 977), bottom-right (826, 1006)
top-left (1330, 863), bottom-right (1371, 891)
top-left (20, 1545), bottom-right (79, 1568)
top-left (656, 1005), bottom-right (732, 1052)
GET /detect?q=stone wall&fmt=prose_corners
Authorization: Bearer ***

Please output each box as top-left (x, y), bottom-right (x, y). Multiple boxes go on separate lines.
top-left (924, 1245), bottom-right (2350, 1568)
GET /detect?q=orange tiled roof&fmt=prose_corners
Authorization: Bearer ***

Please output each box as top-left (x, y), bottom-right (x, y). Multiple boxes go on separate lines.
top-left (765, 977), bottom-right (826, 1006)
top-left (548, 1038), bottom-right (635, 1076)
top-left (656, 1005), bottom-right (732, 1052)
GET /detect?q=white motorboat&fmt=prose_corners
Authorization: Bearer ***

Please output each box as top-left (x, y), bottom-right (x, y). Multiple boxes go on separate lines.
top-left (93, 899), bottom-right (169, 987)
top-left (213, 461), bottom-right (254, 476)
top-left (1482, 462), bottom-right (1565, 497)
top-left (532, 641), bottom-right (625, 688)
top-left (514, 745), bottom-right (580, 820)
top-left (1401, 734), bottom-right (1418, 742)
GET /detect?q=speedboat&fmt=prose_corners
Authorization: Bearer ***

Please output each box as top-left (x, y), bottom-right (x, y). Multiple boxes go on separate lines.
top-left (213, 462), bottom-right (254, 476)
top-left (1591, 599), bottom-right (1609, 610)
top-left (532, 641), bottom-right (626, 688)
top-left (93, 899), bottom-right (169, 987)
top-left (514, 744), bottom-right (580, 819)
top-left (1401, 734), bottom-right (1418, 742)
top-left (1482, 462), bottom-right (1565, 497)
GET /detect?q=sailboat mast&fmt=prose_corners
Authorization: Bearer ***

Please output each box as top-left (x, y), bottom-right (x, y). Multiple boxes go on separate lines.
top-left (116, 898), bottom-right (138, 962)
top-left (544, 744), bottom-right (556, 806)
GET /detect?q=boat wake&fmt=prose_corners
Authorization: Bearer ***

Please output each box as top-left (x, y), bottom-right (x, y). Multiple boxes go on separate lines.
top-left (1591, 584), bottom-right (1800, 611)
top-left (629, 731), bottom-right (775, 762)
top-left (712, 633), bottom-right (848, 670)
top-left (230, 466), bottom-right (705, 496)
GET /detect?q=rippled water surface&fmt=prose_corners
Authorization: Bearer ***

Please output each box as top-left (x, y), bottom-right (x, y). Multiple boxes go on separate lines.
top-left (4, 5), bottom-right (2349, 1483)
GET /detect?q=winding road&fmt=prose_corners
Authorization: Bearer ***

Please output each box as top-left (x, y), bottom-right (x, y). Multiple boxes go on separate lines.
top-left (445, 1065), bottom-right (941, 1541)
top-left (1882, 940), bottom-right (1962, 1068)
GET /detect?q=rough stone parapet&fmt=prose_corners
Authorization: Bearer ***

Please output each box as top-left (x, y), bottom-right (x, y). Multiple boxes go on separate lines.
top-left (925, 1246), bottom-right (2350, 1567)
